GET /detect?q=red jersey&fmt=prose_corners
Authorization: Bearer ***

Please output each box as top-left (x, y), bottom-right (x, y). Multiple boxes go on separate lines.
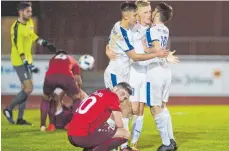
top-left (46, 54), bottom-right (80, 77)
top-left (67, 89), bottom-right (121, 136)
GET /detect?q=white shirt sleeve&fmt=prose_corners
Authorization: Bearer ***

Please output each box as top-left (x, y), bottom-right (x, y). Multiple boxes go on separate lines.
top-left (146, 27), bottom-right (160, 47)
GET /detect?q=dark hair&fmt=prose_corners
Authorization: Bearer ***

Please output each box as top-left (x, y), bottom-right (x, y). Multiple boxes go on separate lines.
top-left (55, 50), bottom-right (67, 56)
top-left (156, 2), bottom-right (173, 23)
top-left (17, 2), bottom-right (32, 11)
top-left (116, 82), bottom-right (132, 95)
top-left (120, 1), bottom-right (137, 12)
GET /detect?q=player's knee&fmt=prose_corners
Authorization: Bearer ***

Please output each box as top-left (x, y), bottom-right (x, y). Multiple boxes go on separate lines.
top-left (43, 94), bottom-right (51, 101)
top-left (150, 106), bottom-right (162, 117)
top-left (24, 87), bottom-right (33, 94)
top-left (132, 108), bottom-right (139, 115)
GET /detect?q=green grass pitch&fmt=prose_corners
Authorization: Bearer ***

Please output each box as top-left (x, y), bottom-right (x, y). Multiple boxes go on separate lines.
top-left (1, 105), bottom-right (229, 151)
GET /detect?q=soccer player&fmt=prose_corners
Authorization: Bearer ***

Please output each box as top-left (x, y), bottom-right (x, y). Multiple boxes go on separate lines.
top-left (67, 82), bottom-right (133, 151)
top-left (144, 2), bottom-right (179, 151)
top-left (3, 2), bottom-right (56, 125)
top-left (40, 50), bottom-right (82, 131)
top-left (53, 89), bottom-right (88, 130)
top-left (104, 2), bottom-right (169, 150)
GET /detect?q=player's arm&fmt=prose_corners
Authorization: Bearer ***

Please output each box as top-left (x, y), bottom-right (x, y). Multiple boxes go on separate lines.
top-left (126, 49), bottom-right (169, 62)
top-left (116, 35), bottom-right (168, 62)
top-left (112, 111), bottom-right (123, 128)
top-left (105, 44), bottom-right (117, 60)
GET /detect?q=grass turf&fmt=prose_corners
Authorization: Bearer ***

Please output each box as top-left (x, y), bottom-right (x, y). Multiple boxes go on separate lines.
top-left (1, 105), bottom-right (229, 151)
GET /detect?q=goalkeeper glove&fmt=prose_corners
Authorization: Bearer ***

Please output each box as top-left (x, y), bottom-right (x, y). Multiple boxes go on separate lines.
top-left (28, 64), bottom-right (40, 73)
top-left (22, 59), bottom-right (29, 71)
top-left (38, 39), bottom-right (56, 53)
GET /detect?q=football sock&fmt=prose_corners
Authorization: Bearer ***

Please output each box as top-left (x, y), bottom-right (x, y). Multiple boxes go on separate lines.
top-left (8, 90), bottom-right (28, 111)
top-left (120, 118), bottom-right (129, 149)
top-left (131, 115), bottom-right (144, 144)
top-left (40, 99), bottom-right (50, 126)
top-left (163, 107), bottom-right (175, 140)
top-left (155, 111), bottom-right (170, 146)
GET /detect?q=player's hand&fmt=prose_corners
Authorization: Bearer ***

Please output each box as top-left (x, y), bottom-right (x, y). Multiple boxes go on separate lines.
top-left (22, 59), bottom-right (29, 71)
top-left (28, 64), bottom-right (40, 73)
top-left (41, 40), bottom-right (57, 53)
top-left (166, 50), bottom-right (179, 64)
top-left (157, 49), bottom-right (169, 58)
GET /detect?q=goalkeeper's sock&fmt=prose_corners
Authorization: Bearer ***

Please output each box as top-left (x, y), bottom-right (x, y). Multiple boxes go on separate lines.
top-left (163, 107), bottom-right (175, 140)
top-left (131, 115), bottom-right (144, 144)
top-left (120, 118), bottom-right (129, 149)
top-left (155, 111), bottom-right (170, 146)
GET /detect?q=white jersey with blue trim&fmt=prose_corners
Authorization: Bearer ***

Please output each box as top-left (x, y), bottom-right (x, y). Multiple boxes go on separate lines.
top-left (108, 21), bottom-right (134, 69)
top-left (146, 24), bottom-right (169, 64)
top-left (131, 23), bottom-right (149, 67)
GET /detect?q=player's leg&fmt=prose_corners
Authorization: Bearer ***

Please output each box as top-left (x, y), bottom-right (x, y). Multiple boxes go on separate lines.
top-left (40, 76), bottom-right (55, 131)
top-left (161, 69), bottom-right (177, 150)
top-left (3, 65), bottom-right (33, 124)
top-left (130, 79), bottom-right (146, 150)
top-left (146, 69), bottom-right (174, 151)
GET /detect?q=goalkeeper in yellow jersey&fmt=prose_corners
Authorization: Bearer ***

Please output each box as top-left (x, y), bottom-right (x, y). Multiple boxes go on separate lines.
top-left (3, 2), bottom-right (56, 125)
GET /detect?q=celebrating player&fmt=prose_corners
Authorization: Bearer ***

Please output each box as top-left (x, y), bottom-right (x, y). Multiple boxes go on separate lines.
top-left (107, 1), bottom-right (153, 150)
top-left (3, 2), bottom-right (56, 125)
top-left (40, 50), bottom-right (82, 131)
top-left (144, 2), bottom-right (178, 151)
top-left (67, 82), bottom-right (133, 151)
top-left (104, 2), bottom-right (169, 150)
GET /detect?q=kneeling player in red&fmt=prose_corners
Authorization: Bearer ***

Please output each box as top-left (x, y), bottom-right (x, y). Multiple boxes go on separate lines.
top-left (40, 50), bottom-right (82, 131)
top-left (67, 82), bottom-right (133, 151)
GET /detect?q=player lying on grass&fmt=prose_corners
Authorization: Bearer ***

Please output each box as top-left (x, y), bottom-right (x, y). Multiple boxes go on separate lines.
top-left (67, 82), bottom-right (134, 151)
top-left (40, 88), bottom-right (88, 132)
top-left (40, 50), bottom-right (82, 131)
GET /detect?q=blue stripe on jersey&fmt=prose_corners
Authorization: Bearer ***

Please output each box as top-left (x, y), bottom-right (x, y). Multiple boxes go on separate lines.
top-left (146, 28), bottom-right (152, 47)
top-left (120, 27), bottom-right (134, 52)
top-left (111, 73), bottom-right (117, 87)
top-left (146, 82), bottom-right (151, 106)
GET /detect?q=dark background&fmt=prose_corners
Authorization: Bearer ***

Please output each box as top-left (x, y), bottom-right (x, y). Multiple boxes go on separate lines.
top-left (2, 1), bottom-right (229, 70)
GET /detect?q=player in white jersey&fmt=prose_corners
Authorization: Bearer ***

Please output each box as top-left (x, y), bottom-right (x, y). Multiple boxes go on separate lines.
top-left (104, 2), bottom-right (169, 151)
top-left (128, 1), bottom-right (152, 151)
top-left (144, 2), bottom-right (179, 151)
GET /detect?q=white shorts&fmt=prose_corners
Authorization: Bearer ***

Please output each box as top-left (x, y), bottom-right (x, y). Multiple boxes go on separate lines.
top-left (146, 63), bottom-right (171, 106)
top-left (104, 67), bottom-right (130, 89)
top-left (129, 65), bottom-right (147, 103)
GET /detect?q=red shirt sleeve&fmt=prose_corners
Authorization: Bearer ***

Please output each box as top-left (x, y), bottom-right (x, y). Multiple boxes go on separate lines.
top-left (70, 56), bottom-right (80, 75)
top-left (108, 93), bottom-right (121, 111)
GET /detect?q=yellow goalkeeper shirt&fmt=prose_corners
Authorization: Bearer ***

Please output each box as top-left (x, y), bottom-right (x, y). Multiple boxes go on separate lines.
top-left (10, 19), bottom-right (38, 66)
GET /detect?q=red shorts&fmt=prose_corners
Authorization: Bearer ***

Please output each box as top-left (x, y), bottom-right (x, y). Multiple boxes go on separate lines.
top-left (43, 74), bottom-right (79, 97)
top-left (68, 122), bottom-right (117, 148)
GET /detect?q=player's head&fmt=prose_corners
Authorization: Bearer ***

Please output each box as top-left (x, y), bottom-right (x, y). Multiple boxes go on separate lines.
top-left (17, 2), bottom-right (32, 21)
top-left (135, 0), bottom-right (151, 25)
top-left (120, 2), bottom-right (138, 27)
top-left (152, 2), bottom-right (173, 24)
top-left (112, 82), bottom-right (132, 102)
top-left (55, 49), bottom-right (67, 56)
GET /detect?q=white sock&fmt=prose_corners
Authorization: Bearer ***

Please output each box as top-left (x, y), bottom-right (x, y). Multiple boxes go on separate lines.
top-left (155, 111), bottom-right (170, 146)
top-left (163, 108), bottom-right (175, 140)
top-left (120, 118), bottom-right (129, 149)
top-left (131, 115), bottom-right (144, 144)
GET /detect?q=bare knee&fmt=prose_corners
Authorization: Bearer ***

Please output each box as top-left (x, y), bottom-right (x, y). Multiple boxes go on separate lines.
top-left (150, 106), bottom-right (162, 117)
top-left (23, 80), bottom-right (33, 94)
top-left (131, 102), bottom-right (139, 115)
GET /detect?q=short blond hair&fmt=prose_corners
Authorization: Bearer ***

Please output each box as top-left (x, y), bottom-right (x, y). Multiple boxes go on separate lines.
top-left (135, 0), bottom-right (150, 8)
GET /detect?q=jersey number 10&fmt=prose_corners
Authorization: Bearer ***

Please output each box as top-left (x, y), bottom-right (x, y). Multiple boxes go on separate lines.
top-left (75, 96), bottom-right (97, 114)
